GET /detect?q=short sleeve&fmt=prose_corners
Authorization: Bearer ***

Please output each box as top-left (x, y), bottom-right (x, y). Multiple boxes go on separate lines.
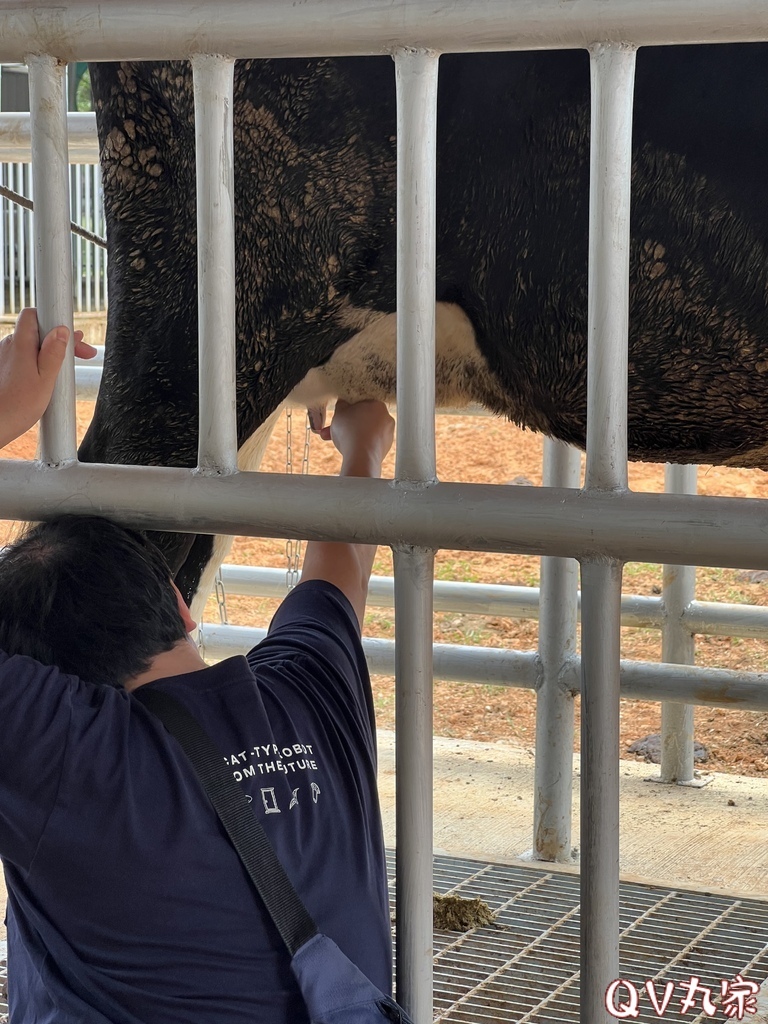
top-left (0, 650), bottom-right (77, 869)
top-left (245, 580), bottom-right (376, 754)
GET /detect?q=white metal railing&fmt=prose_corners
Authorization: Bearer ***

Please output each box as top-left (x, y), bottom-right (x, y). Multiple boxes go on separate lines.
top-left (0, 153), bottom-right (105, 315)
top-left (1, 7), bottom-right (767, 1022)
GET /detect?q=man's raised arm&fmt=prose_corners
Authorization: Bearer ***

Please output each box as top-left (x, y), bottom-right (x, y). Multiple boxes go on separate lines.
top-left (300, 399), bottom-right (395, 630)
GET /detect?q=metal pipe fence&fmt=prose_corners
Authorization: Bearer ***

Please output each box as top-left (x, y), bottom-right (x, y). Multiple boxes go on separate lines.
top-left (1, 6), bottom-right (768, 1021)
top-left (0, 156), bottom-right (105, 315)
top-left (67, 360), bottom-right (768, 711)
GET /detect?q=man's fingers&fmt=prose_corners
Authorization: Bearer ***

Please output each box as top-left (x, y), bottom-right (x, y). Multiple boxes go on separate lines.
top-left (74, 336), bottom-right (98, 360)
top-left (15, 307), bottom-right (40, 338)
top-left (36, 325), bottom-right (70, 382)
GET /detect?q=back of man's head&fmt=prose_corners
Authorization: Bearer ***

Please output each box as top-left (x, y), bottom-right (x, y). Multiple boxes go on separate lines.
top-left (0, 515), bottom-right (187, 687)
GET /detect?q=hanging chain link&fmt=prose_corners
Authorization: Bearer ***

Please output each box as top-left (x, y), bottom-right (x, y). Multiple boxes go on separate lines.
top-left (285, 408), bottom-right (312, 590)
top-left (214, 566), bottom-right (229, 625)
top-left (196, 566), bottom-right (228, 660)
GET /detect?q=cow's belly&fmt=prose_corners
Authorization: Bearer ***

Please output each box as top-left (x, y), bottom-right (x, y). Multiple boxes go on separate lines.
top-left (288, 301), bottom-right (506, 430)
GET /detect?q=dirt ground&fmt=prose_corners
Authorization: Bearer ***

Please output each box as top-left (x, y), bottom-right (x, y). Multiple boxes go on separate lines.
top-left (3, 403), bottom-right (768, 777)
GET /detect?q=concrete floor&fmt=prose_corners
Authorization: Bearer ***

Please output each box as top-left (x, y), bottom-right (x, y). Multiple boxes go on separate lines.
top-left (377, 731), bottom-right (768, 899)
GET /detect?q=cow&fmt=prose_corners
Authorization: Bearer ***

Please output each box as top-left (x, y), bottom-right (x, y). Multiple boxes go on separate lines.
top-left (78, 46), bottom-right (768, 612)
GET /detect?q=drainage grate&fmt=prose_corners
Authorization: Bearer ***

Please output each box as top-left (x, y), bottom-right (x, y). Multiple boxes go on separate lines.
top-left (388, 852), bottom-right (768, 1023)
top-left (2, 856), bottom-right (766, 1023)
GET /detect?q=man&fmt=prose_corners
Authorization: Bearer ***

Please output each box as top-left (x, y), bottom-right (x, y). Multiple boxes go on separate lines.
top-left (0, 309), bottom-right (395, 1023)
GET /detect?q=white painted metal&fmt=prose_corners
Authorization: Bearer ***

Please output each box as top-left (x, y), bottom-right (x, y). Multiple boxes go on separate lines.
top-left (533, 439), bottom-right (581, 862)
top-left (209, 562), bottom-right (768, 640)
top-left (0, 1), bottom-right (768, 61)
top-left (393, 47), bottom-right (438, 1024)
top-left (74, 163), bottom-right (83, 311)
top-left (580, 42), bottom-right (636, 1024)
top-left (659, 463), bottom-right (698, 783)
top-left (199, 620), bottom-right (768, 709)
top-left (579, 563), bottom-right (623, 1023)
top-left (7, 462), bottom-right (768, 570)
top-left (27, 54), bottom-right (76, 465)
top-left (0, 157), bottom-right (104, 316)
top-left (0, 112), bottom-right (98, 163)
top-left (7, 162), bottom-right (16, 312)
top-left (193, 54), bottom-right (238, 475)
top-left (15, 163), bottom-right (26, 305)
top-left (27, 160), bottom-right (34, 302)
top-left (392, 546), bottom-right (435, 1024)
top-left (395, 49), bottom-right (437, 487)
top-left (84, 161), bottom-right (93, 311)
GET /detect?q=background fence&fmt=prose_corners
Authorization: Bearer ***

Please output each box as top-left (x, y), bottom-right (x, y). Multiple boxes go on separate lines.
top-left (0, 61), bottom-right (104, 316)
top-left (0, 160), bottom-right (106, 314)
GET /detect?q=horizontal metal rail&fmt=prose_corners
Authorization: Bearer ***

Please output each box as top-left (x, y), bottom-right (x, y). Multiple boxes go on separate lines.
top-left (0, 113), bottom-right (98, 164)
top-left (218, 565), bottom-right (768, 639)
top-left (198, 622), bottom-right (768, 710)
top-left (4, 459), bottom-right (768, 571)
top-left (0, 1), bottom-right (767, 61)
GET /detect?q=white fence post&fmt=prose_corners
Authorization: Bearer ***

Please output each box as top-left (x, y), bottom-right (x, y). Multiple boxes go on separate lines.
top-left (533, 439), bottom-right (581, 862)
top-left (393, 46), bottom-right (439, 1024)
top-left (580, 42), bottom-right (637, 1024)
top-left (28, 54), bottom-right (76, 466)
top-left (192, 54), bottom-right (238, 476)
top-left (658, 463), bottom-right (702, 783)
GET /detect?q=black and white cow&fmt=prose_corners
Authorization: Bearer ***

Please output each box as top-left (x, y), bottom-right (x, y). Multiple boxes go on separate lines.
top-left (79, 47), bottom-right (768, 607)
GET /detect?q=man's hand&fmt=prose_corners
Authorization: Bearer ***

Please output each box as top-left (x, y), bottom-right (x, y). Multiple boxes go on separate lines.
top-left (321, 399), bottom-right (395, 477)
top-left (301, 400), bottom-right (395, 628)
top-left (0, 307), bottom-right (97, 448)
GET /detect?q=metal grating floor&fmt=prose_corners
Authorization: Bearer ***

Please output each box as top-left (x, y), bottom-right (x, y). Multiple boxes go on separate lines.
top-left (399, 852), bottom-right (768, 1023)
top-left (1, 853), bottom-right (766, 1023)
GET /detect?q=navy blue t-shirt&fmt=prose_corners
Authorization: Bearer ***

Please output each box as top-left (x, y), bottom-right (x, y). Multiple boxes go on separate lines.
top-left (0, 580), bottom-right (391, 1023)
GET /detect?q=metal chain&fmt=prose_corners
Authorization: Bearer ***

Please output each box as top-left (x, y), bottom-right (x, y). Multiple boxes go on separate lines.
top-left (196, 567), bottom-right (229, 661)
top-left (214, 566), bottom-right (229, 625)
top-left (285, 408), bottom-right (312, 589)
top-left (0, 183), bottom-right (107, 249)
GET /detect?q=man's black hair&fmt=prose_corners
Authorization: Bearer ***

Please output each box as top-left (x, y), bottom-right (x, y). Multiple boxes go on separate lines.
top-left (0, 515), bottom-right (188, 687)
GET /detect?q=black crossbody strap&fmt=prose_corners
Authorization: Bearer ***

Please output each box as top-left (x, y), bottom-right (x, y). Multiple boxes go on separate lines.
top-left (135, 687), bottom-right (318, 956)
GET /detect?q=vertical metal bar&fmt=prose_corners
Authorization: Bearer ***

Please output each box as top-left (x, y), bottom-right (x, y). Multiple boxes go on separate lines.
top-left (393, 47), bottom-right (439, 1024)
top-left (84, 159), bottom-right (92, 312)
top-left (579, 558), bottom-right (624, 1022)
top-left (192, 53), bottom-right (237, 475)
top-left (393, 545), bottom-right (435, 1023)
top-left (16, 164), bottom-right (25, 307)
top-left (533, 439), bottom-right (580, 862)
top-left (26, 162), bottom-right (35, 304)
top-left (581, 42), bottom-right (637, 1024)
top-left (659, 463), bottom-right (697, 782)
top-left (28, 54), bottom-right (76, 465)
top-left (75, 163), bottom-right (84, 312)
top-left (8, 162), bottom-right (16, 314)
top-left (395, 48), bottom-right (438, 488)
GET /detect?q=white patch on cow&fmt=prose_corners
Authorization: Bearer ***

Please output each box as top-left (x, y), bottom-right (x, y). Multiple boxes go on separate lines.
top-left (192, 301), bottom-right (503, 623)
top-left (189, 407), bottom-right (282, 623)
top-left (287, 301), bottom-right (506, 427)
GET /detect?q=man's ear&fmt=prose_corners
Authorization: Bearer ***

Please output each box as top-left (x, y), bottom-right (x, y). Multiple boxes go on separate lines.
top-left (171, 581), bottom-right (197, 634)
